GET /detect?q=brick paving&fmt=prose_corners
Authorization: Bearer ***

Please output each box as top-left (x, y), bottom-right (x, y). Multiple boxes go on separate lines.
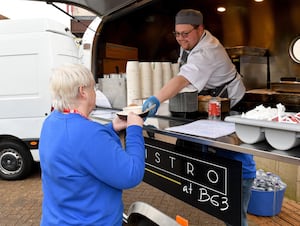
top-left (247, 198), bottom-right (300, 226)
top-left (0, 165), bottom-right (299, 226)
top-left (0, 164), bottom-right (42, 226)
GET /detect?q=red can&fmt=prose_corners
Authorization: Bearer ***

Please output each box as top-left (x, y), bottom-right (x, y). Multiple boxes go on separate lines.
top-left (208, 99), bottom-right (221, 120)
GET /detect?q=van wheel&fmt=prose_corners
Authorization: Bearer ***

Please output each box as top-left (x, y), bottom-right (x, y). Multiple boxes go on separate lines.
top-left (0, 140), bottom-right (33, 180)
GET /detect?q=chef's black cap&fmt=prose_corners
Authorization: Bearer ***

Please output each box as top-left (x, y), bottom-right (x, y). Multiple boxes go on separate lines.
top-left (175, 9), bottom-right (203, 25)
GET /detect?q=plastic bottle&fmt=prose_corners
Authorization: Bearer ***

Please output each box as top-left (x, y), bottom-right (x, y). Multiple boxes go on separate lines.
top-left (208, 92), bottom-right (221, 120)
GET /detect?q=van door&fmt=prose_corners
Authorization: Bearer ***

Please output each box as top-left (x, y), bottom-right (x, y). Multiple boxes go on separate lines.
top-left (30, 0), bottom-right (154, 72)
top-left (30, 0), bottom-right (153, 17)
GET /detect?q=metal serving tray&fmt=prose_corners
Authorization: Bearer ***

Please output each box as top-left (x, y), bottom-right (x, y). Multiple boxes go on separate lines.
top-left (225, 115), bottom-right (300, 151)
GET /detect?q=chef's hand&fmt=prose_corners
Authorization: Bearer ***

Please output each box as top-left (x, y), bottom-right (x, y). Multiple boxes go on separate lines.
top-left (142, 96), bottom-right (160, 117)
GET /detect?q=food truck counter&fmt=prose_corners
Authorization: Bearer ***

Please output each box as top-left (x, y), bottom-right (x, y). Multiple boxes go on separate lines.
top-left (91, 108), bottom-right (300, 165)
top-left (91, 107), bottom-right (300, 225)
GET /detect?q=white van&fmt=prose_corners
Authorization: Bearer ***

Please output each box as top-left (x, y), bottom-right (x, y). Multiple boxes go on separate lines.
top-left (0, 18), bottom-right (80, 180)
top-left (0, 0), bottom-right (146, 180)
top-left (0, 0), bottom-right (153, 180)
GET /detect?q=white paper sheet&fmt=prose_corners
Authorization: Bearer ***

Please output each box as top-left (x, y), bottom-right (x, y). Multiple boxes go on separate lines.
top-left (165, 119), bottom-right (235, 139)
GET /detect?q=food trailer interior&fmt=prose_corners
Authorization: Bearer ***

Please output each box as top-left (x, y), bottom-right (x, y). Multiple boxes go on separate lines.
top-left (36, 0), bottom-right (300, 111)
top-left (81, 0), bottom-right (300, 112)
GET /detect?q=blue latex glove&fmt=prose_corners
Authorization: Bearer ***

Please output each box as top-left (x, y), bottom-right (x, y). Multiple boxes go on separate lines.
top-left (142, 96), bottom-right (160, 117)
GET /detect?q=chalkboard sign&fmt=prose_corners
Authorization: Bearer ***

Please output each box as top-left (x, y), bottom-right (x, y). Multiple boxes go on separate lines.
top-left (143, 137), bottom-right (242, 226)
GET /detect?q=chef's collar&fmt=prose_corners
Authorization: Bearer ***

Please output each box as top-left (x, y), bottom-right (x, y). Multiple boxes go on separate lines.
top-left (200, 30), bottom-right (206, 41)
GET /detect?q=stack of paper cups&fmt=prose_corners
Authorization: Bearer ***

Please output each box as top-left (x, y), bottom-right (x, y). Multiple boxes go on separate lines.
top-left (172, 63), bottom-right (179, 77)
top-left (152, 62), bottom-right (163, 95)
top-left (139, 62), bottom-right (153, 99)
top-left (162, 62), bottom-right (172, 86)
top-left (126, 61), bottom-right (141, 105)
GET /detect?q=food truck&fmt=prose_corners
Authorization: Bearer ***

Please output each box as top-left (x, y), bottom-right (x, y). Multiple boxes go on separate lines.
top-left (2, 0), bottom-right (300, 225)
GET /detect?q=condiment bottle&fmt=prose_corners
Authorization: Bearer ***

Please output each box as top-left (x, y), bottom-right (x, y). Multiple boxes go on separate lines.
top-left (208, 92), bottom-right (221, 120)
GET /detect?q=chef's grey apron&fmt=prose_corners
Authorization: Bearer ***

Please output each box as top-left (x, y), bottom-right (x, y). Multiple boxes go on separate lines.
top-left (198, 72), bottom-right (237, 98)
top-left (179, 50), bottom-right (189, 68)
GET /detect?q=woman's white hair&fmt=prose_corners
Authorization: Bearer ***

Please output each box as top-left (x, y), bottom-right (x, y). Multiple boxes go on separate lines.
top-left (50, 63), bottom-right (94, 111)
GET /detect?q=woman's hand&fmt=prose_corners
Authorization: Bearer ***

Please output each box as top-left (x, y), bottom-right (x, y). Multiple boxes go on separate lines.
top-left (112, 112), bottom-right (144, 132)
top-left (112, 116), bottom-right (127, 132)
top-left (127, 112), bottom-right (144, 128)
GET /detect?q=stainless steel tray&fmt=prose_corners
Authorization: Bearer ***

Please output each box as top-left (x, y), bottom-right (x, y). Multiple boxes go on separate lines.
top-left (271, 82), bottom-right (300, 93)
top-left (225, 46), bottom-right (267, 57)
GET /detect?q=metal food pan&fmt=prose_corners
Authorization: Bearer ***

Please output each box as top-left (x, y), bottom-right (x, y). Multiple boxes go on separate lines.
top-left (226, 46), bottom-right (268, 57)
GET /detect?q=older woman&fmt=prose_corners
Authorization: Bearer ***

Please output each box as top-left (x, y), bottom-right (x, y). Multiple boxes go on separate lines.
top-left (39, 64), bottom-right (145, 226)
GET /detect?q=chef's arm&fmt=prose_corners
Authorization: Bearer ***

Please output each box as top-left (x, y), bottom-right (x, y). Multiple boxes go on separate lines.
top-left (156, 75), bottom-right (190, 103)
top-left (142, 75), bottom-right (190, 117)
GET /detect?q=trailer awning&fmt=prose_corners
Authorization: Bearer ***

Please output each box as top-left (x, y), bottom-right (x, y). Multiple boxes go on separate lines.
top-left (30, 0), bottom-right (152, 17)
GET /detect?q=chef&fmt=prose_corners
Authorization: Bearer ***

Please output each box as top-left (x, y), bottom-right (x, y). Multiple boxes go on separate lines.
top-left (143, 9), bottom-right (255, 226)
top-left (142, 8), bottom-right (245, 116)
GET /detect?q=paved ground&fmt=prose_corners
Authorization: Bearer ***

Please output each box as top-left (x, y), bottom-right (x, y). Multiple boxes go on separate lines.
top-left (0, 165), bottom-right (299, 226)
top-left (0, 164), bottom-right (42, 226)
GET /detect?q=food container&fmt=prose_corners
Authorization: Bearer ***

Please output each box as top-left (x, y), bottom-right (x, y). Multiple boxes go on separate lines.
top-left (233, 123), bottom-right (265, 144)
top-left (117, 105), bottom-right (148, 120)
top-left (225, 115), bottom-right (300, 150)
top-left (225, 46), bottom-right (267, 57)
top-left (122, 105), bottom-right (143, 114)
top-left (169, 91), bottom-right (198, 113)
top-left (271, 81), bottom-right (300, 93)
top-left (264, 128), bottom-right (300, 151)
